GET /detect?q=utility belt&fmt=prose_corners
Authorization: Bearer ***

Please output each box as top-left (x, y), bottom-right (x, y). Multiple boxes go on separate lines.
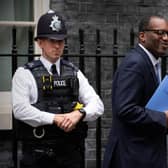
top-left (15, 101), bottom-right (87, 141)
top-left (15, 120), bottom-right (88, 141)
top-left (22, 138), bottom-right (85, 157)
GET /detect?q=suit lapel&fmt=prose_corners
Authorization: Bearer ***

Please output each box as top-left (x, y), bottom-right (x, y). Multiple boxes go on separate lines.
top-left (135, 45), bottom-right (159, 86)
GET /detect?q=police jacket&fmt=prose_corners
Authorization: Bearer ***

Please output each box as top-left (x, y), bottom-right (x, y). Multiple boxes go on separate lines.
top-left (16, 59), bottom-right (88, 141)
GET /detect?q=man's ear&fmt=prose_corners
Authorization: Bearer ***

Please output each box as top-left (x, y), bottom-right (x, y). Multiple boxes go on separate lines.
top-left (36, 39), bottom-right (43, 48)
top-left (139, 32), bottom-right (146, 43)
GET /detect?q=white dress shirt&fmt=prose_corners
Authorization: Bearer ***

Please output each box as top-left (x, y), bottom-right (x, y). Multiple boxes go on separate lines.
top-left (12, 56), bottom-right (104, 127)
top-left (139, 43), bottom-right (161, 81)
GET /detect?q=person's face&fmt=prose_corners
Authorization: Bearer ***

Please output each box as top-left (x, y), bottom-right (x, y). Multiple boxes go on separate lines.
top-left (37, 38), bottom-right (65, 63)
top-left (139, 17), bottom-right (168, 58)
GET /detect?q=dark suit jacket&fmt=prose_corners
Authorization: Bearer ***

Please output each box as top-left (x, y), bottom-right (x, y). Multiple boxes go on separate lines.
top-left (103, 45), bottom-right (167, 168)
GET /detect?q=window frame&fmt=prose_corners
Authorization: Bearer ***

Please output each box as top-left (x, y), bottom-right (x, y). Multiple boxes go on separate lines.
top-left (0, 0), bottom-right (50, 129)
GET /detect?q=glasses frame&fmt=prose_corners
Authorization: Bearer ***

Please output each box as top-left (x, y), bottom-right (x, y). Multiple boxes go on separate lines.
top-left (143, 29), bottom-right (168, 37)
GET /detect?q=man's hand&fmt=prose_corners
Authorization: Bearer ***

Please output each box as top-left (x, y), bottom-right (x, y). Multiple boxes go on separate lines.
top-left (53, 114), bottom-right (64, 126)
top-left (53, 110), bottom-right (83, 132)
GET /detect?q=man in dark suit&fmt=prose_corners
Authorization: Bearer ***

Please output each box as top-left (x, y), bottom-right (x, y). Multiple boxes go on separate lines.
top-left (103, 15), bottom-right (168, 168)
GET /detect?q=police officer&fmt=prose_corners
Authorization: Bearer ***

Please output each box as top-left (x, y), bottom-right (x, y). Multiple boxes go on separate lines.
top-left (12, 10), bottom-right (104, 168)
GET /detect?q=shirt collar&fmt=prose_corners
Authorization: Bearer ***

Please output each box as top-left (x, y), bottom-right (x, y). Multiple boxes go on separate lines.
top-left (138, 43), bottom-right (161, 66)
top-left (40, 56), bottom-right (61, 75)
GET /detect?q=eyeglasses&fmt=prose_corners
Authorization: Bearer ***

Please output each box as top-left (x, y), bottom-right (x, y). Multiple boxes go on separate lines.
top-left (143, 29), bottom-right (168, 37)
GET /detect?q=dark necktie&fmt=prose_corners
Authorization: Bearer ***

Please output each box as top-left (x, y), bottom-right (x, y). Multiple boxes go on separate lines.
top-left (155, 63), bottom-right (161, 83)
top-left (51, 64), bottom-right (58, 75)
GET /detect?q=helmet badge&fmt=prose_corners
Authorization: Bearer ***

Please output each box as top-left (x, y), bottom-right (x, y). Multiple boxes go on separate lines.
top-left (50, 15), bottom-right (61, 32)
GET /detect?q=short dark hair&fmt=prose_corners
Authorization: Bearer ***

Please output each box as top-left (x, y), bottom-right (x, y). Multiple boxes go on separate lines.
top-left (138, 15), bottom-right (166, 32)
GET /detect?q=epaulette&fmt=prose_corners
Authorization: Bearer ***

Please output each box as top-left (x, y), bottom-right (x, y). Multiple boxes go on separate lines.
top-left (61, 58), bottom-right (78, 71)
top-left (24, 60), bottom-right (43, 70)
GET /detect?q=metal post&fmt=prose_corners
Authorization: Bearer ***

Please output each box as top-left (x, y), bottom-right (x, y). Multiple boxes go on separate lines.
top-left (130, 28), bottom-right (134, 49)
top-left (79, 29), bottom-right (85, 72)
top-left (28, 0), bottom-right (33, 59)
top-left (63, 38), bottom-right (69, 60)
top-left (28, 27), bottom-right (34, 62)
top-left (113, 28), bottom-right (118, 74)
top-left (12, 27), bottom-right (18, 75)
top-left (79, 28), bottom-right (85, 168)
top-left (11, 27), bottom-right (18, 168)
top-left (95, 29), bottom-right (102, 168)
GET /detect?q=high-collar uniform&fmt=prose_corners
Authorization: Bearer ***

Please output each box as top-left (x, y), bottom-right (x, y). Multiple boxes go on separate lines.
top-left (103, 44), bottom-right (167, 168)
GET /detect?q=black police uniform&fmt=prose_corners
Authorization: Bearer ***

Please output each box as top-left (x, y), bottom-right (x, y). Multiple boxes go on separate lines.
top-left (17, 59), bottom-right (88, 168)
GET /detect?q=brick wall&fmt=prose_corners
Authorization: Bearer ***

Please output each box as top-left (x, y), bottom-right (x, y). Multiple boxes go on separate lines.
top-left (51, 0), bottom-right (168, 54)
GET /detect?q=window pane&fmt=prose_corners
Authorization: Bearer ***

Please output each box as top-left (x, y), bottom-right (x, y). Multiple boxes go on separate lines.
top-left (0, 0), bottom-right (33, 21)
top-left (0, 58), bottom-right (12, 91)
top-left (0, 0), bottom-right (33, 91)
top-left (0, 1), bottom-right (15, 21)
top-left (15, 0), bottom-right (33, 21)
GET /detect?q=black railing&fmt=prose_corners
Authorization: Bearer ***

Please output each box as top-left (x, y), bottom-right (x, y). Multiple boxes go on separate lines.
top-left (0, 26), bottom-right (168, 168)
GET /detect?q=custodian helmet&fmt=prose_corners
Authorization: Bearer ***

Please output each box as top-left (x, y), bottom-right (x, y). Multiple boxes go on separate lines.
top-left (34, 10), bottom-right (67, 41)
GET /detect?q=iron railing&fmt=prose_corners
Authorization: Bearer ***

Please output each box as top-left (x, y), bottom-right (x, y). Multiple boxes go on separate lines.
top-left (0, 26), bottom-right (168, 168)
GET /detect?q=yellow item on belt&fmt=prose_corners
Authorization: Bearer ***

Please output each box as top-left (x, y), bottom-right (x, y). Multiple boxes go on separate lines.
top-left (73, 102), bottom-right (84, 110)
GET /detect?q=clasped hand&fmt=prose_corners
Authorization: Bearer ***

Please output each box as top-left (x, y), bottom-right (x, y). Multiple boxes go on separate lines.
top-left (53, 110), bottom-right (83, 132)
